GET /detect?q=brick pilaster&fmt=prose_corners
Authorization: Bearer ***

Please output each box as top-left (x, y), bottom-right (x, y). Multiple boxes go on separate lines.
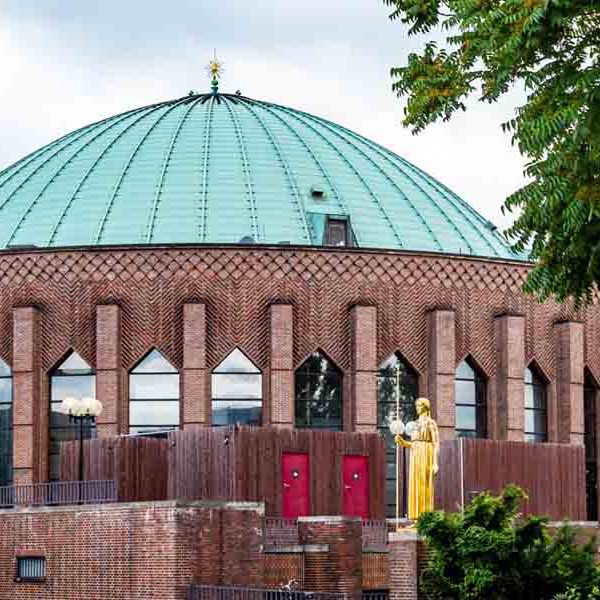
top-left (270, 303), bottom-right (294, 428)
top-left (494, 314), bottom-right (525, 441)
top-left (12, 306), bottom-right (41, 484)
top-left (182, 302), bottom-right (208, 427)
top-left (298, 516), bottom-right (362, 597)
top-left (388, 530), bottom-right (418, 600)
top-left (426, 309), bottom-right (456, 440)
top-left (351, 305), bottom-right (377, 433)
top-left (96, 304), bottom-right (121, 437)
top-left (554, 321), bottom-right (584, 445)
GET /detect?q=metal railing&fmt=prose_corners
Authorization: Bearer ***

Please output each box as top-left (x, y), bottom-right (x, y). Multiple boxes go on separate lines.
top-left (0, 480), bottom-right (117, 508)
top-left (362, 520), bottom-right (388, 551)
top-left (188, 585), bottom-right (352, 600)
top-left (362, 590), bottom-right (389, 600)
top-left (265, 518), bottom-right (300, 547)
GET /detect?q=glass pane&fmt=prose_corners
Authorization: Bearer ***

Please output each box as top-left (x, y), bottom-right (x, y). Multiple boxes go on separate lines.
top-left (455, 380), bottom-right (476, 406)
top-left (525, 409), bottom-right (535, 434)
top-left (456, 360), bottom-right (475, 380)
top-left (532, 385), bottom-right (546, 410)
top-left (213, 348), bottom-right (261, 374)
top-left (525, 368), bottom-right (533, 384)
top-left (211, 373), bottom-right (262, 399)
top-left (0, 429), bottom-right (12, 454)
top-left (524, 384), bottom-right (535, 409)
top-left (456, 405), bottom-right (476, 433)
top-left (56, 351), bottom-right (93, 374)
top-left (130, 373), bottom-right (179, 400)
top-left (0, 378), bottom-right (11, 404)
top-left (129, 426), bottom-right (176, 435)
top-left (0, 359), bottom-right (10, 377)
top-left (457, 430), bottom-right (478, 439)
top-left (51, 375), bottom-right (96, 402)
top-left (50, 405), bottom-right (71, 428)
top-left (211, 400), bottom-right (262, 426)
top-left (129, 400), bottom-right (180, 426)
top-left (378, 354), bottom-right (400, 371)
top-left (132, 349), bottom-right (177, 374)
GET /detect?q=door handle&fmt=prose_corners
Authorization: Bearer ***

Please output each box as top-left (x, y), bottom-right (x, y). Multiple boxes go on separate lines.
top-left (344, 485), bottom-right (352, 490)
top-left (283, 483), bottom-right (291, 488)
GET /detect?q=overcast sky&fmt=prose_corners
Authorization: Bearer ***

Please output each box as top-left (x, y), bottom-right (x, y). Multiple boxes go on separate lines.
top-left (1, 0), bottom-right (527, 230)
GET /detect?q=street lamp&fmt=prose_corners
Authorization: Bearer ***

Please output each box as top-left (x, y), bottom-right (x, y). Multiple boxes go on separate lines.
top-left (60, 397), bottom-right (102, 501)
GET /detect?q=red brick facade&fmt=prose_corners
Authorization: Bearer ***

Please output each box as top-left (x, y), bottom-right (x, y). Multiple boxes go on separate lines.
top-left (0, 244), bottom-right (597, 482)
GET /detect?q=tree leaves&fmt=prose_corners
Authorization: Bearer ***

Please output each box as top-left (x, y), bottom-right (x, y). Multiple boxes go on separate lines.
top-left (386, 0), bottom-right (600, 304)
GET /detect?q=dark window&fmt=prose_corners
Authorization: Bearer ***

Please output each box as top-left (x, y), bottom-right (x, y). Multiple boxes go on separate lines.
top-left (584, 372), bottom-right (598, 521)
top-left (49, 352), bottom-right (96, 480)
top-left (0, 359), bottom-right (12, 486)
top-left (129, 349), bottom-right (180, 435)
top-left (295, 351), bottom-right (342, 430)
top-left (16, 557), bottom-right (46, 582)
top-left (455, 359), bottom-right (487, 438)
top-left (325, 218), bottom-right (350, 247)
top-left (377, 353), bottom-right (418, 517)
top-left (524, 366), bottom-right (547, 443)
top-left (211, 348), bottom-right (262, 426)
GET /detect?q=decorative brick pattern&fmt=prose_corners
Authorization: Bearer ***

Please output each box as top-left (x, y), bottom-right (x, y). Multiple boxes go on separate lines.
top-left (270, 304), bottom-right (294, 427)
top-left (362, 552), bottom-right (389, 590)
top-left (183, 302), bottom-right (208, 426)
top-left (263, 553), bottom-right (305, 588)
top-left (352, 306), bottom-right (377, 432)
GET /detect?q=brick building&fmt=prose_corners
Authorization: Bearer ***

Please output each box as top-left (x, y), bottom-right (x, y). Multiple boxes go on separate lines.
top-left (0, 87), bottom-right (598, 597)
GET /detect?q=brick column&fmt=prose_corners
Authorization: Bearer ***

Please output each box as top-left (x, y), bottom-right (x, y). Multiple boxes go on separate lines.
top-left (12, 306), bottom-right (42, 484)
top-left (270, 303), bottom-right (294, 428)
top-left (351, 305), bottom-right (377, 433)
top-left (96, 304), bottom-right (121, 437)
top-left (182, 302), bottom-right (208, 427)
top-left (426, 309), bottom-right (456, 440)
top-left (494, 314), bottom-right (525, 441)
top-left (298, 516), bottom-right (362, 597)
top-left (554, 321), bottom-right (584, 445)
top-left (388, 530), bottom-right (418, 600)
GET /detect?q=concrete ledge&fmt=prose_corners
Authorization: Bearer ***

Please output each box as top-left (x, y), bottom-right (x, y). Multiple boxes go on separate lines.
top-left (264, 544), bottom-right (329, 554)
top-left (298, 515), bottom-right (362, 524)
top-left (389, 529), bottom-right (419, 542)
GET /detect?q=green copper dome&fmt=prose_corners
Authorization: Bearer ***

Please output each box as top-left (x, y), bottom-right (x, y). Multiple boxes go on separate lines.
top-left (0, 92), bottom-right (514, 258)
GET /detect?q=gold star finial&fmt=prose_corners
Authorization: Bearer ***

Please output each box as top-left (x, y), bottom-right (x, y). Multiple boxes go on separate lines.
top-left (206, 51), bottom-right (224, 94)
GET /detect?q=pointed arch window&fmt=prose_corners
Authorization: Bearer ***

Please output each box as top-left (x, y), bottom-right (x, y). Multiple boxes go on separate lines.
top-left (524, 365), bottom-right (547, 443)
top-left (129, 349), bottom-right (180, 435)
top-left (0, 359), bottom-right (13, 486)
top-left (295, 351), bottom-right (342, 431)
top-left (584, 370), bottom-right (598, 520)
top-left (455, 359), bottom-right (487, 438)
top-left (211, 348), bottom-right (262, 426)
top-left (49, 351), bottom-right (96, 480)
top-left (377, 353), bottom-right (419, 517)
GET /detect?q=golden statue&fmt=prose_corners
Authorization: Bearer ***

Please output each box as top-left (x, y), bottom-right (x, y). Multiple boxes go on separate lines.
top-left (395, 397), bottom-right (440, 520)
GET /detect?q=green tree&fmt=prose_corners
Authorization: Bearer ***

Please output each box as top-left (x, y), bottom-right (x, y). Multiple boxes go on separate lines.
top-left (417, 486), bottom-right (600, 600)
top-left (384, 0), bottom-right (600, 304)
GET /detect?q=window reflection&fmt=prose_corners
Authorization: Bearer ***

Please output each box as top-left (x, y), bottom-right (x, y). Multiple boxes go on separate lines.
top-left (49, 351), bottom-right (96, 480)
top-left (211, 349), bottom-right (262, 426)
top-left (455, 359), bottom-right (487, 438)
top-left (295, 351), bottom-right (342, 431)
top-left (524, 365), bottom-right (547, 443)
top-left (129, 349), bottom-right (180, 435)
top-left (377, 353), bottom-right (418, 517)
top-left (0, 359), bottom-right (12, 486)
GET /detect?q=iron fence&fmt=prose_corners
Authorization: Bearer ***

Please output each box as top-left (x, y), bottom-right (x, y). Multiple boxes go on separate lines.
top-left (362, 590), bottom-right (389, 600)
top-left (362, 520), bottom-right (388, 551)
top-left (188, 586), bottom-right (352, 600)
top-left (0, 480), bottom-right (117, 508)
top-left (265, 518), bottom-right (300, 547)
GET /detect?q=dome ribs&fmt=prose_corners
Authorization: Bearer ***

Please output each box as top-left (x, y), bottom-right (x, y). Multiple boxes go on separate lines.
top-left (221, 96), bottom-right (259, 242)
top-left (235, 96), bottom-right (312, 245)
top-left (94, 97), bottom-right (191, 245)
top-left (45, 105), bottom-right (157, 247)
top-left (254, 100), bottom-right (359, 246)
top-left (145, 96), bottom-right (205, 244)
top-left (276, 105), bottom-right (405, 249)
top-left (199, 95), bottom-right (216, 243)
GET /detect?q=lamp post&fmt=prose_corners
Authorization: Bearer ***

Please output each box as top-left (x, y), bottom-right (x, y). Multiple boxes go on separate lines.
top-left (60, 396), bottom-right (102, 502)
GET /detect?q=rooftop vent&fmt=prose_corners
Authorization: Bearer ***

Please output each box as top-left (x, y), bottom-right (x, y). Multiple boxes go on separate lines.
top-left (310, 186), bottom-right (326, 201)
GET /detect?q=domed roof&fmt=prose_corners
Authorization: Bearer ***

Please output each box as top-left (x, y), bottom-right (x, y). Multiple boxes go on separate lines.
top-left (0, 92), bottom-right (515, 258)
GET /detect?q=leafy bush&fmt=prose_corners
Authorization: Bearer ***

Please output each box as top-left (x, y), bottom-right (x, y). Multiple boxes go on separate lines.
top-left (417, 486), bottom-right (600, 600)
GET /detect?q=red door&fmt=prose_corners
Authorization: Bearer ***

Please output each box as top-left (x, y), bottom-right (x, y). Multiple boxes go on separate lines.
top-left (343, 455), bottom-right (370, 518)
top-left (282, 452), bottom-right (310, 518)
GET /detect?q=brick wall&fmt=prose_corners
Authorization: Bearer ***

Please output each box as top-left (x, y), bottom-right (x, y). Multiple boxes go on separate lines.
top-left (0, 245), bottom-right (597, 483)
top-left (362, 552), bottom-right (389, 590)
top-left (388, 530), bottom-right (418, 600)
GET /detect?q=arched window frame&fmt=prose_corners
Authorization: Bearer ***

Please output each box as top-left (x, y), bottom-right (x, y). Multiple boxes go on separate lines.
top-left (211, 348), bottom-right (263, 426)
top-left (584, 368), bottom-right (599, 520)
top-left (128, 349), bottom-right (180, 435)
top-left (295, 350), bottom-right (343, 431)
top-left (455, 356), bottom-right (487, 439)
top-left (0, 358), bottom-right (13, 486)
top-left (49, 350), bottom-right (96, 480)
top-left (524, 363), bottom-right (548, 443)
